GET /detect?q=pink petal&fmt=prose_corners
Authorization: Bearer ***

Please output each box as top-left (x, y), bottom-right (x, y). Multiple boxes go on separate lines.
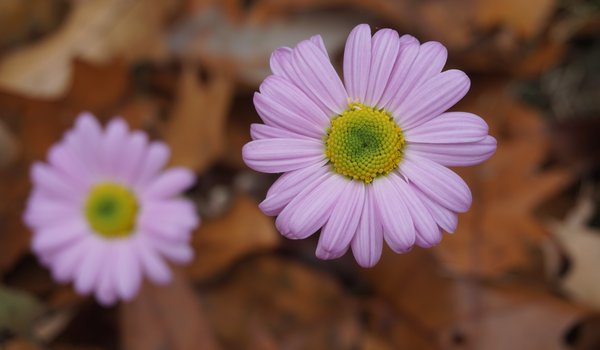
top-left (378, 35), bottom-right (420, 110)
top-left (115, 242), bottom-right (142, 301)
top-left (31, 219), bottom-right (87, 254)
top-left (24, 192), bottom-right (78, 229)
top-left (67, 112), bottom-right (103, 175)
top-left (140, 198), bottom-right (199, 231)
top-left (120, 131), bottom-right (149, 186)
top-left (135, 141), bottom-right (170, 189)
top-left (270, 47), bottom-right (293, 77)
top-left (372, 176), bottom-right (415, 253)
top-left (400, 154), bottom-right (472, 213)
top-left (47, 143), bottom-right (90, 190)
top-left (50, 238), bottom-right (88, 283)
top-left (250, 123), bottom-right (310, 141)
top-left (73, 238), bottom-right (106, 295)
top-left (31, 163), bottom-right (84, 203)
top-left (141, 168), bottom-right (195, 199)
top-left (317, 180), bottom-right (365, 260)
top-left (408, 135), bottom-right (497, 167)
top-left (259, 75), bottom-right (330, 130)
top-left (351, 189), bottom-right (383, 268)
top-left (96, 249), bottom-right (118, 306)
top-left (254, 92), bottom-right (326, 138)
top-left (135, 235), bottom-right (172, 285)
top-left (404, 112), bottom-right (488, 143)
top-left (275, 173), bottom-right (345, 239)
top-left (418, 189), bottom-right (458, 233)
top-left (364, 29), bottom-right (400, 106)
top-left (154, 242), bottom-right (194, 264)
top-left (259, 160), bottom-right (329, 216)
top-left (343, 24), bottom-right (371, 102)
top-left (383, 41), bottom-right (447, 113)
top-left (394, 69), bottom-right (470, 130)
top-left (310, 34), bottom-right (329, 57)
top-left (242, 138), bottom-right (325, 173)
top-left (390, 173), bottom-right (441, 248)
top-left (102, 118), bottom-right (129, 178)
top-left (291, 40), bottom-right (348, 115)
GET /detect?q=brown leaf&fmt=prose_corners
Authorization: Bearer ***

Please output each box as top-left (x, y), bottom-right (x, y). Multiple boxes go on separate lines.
top-left (120, 268), bottom-right (220, 350)
top-left (0, 0), bottom-right (177, 98)
top-left (186, 195), bottom-right (280, 281)
top-left (162, 65), bottom-right (234, 173)
top-left (432, 79), bottom-right (574, 277)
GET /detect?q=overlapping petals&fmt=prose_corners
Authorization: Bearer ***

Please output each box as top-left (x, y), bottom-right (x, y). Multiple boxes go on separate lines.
top-left (243, 24), bottom-right (497, 267)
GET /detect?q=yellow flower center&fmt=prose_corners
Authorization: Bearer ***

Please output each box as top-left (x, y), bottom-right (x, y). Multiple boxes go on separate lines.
top-left (324, 103), bottom-right (405, 183)
top-left (84, 182), bottom-right (138, 238)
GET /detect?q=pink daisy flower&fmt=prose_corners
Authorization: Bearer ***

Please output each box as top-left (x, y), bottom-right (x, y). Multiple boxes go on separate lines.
top-left (24, 113), bottom-right (198, 305)
top-left (242, 24), bottom-right (496, 267)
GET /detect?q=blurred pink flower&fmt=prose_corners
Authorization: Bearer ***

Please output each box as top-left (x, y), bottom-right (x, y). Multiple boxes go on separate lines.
top-left (243, 24), bottom-right (496, 267)
top-left (24, 113), bottom-right (198, 305)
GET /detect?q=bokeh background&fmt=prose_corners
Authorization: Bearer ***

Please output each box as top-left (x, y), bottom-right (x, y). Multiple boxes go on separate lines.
top-left (1, 0), bottom-right (600, 349)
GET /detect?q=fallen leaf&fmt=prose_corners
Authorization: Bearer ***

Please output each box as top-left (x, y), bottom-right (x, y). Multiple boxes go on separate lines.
top-left (433, 79), bottom-right (574, 277)
top-left (162, 64), bottom-right (234, 173)
top-left (0, 286), bottom-right (45, 337)
top-left (0, 0), bottom-right (177, 98)
top-left (547, 186), bottom-right (600, 309)
top-left (187, 195), bottom-right (279, 281)
top-left (120, 268), bottom-right (219, 350)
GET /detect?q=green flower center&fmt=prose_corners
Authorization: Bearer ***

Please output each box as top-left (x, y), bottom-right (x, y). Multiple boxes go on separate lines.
top-left (84, 182), bottom-right (138, 238)
top-left (324, 103), bottom-right (405, 183)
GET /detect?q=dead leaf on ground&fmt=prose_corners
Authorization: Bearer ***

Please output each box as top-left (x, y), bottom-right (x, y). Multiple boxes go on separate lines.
top-left (162, 65), bottom-right (234, 173)
top-left (432, 79), bottom-right (574, 277)
top-left (0, 0), bottom-right (177, 98)
top-left (363, 247), bottom-right (590, 350)
top-left (546, 186), bottom-right (600, 310)
top-left (120, 268), bottom-right (219, 350)
top-left (187, 195), bottom-right (280, 281)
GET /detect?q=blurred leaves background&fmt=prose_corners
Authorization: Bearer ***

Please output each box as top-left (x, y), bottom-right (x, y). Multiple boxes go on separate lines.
top-left (0, 0), bottom-right (600, 349)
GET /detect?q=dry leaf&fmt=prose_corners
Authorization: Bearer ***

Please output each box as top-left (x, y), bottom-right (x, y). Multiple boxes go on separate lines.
top-left (364, 247), bottom-right (589, 350)
top-left (0, 0), bottom-right (176, 98)
top-left (187, 195), bottom-right (279, 281)
top-left (432, 79), bottom-right (574, 277)
top-left (547, 187), bottom-right (600, 309)
top-left (120, 268), bottom-right (219, 350)
top-left (168, 7), bottom-right (361, 85)
top-left (163, 65), bottom-right (234, 173)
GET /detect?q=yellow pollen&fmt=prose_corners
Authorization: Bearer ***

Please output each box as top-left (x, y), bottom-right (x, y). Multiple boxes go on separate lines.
top-left (84, 182), bottom-right (138, 238)
top-left (324, 103), bottom-right (405, 183)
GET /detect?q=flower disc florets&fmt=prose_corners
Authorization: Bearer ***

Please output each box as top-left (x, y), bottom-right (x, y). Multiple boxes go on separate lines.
top-left (85, 182), bottom-right (138, 238)
top-left (325, 103), bottom-right (404, 183)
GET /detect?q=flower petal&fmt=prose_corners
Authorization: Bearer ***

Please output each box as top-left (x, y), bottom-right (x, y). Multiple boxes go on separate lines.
top-left (254, 92), bottom-right (326, 138)
top-left (351, 189), bottom-right (383, 268)
top-left (343, 24), bottom-right (371, 102)
top-left (96, 249), bottom-right (118, 306)
top-left (47, 143), bottom-right (91, 190)
top-left (115, 242), bottom-right (142, 301)
top-left (291, 40), bottom-right (348, 115)
top-left (390, 173), bottom-right (441, 248)
top-left (418, 188), bottom-right (458, 233)
top-left (270, 47), bottom-right (293, 77)
top-left (259, 160), bottom-right (328, 216)
top-left (310, 34), bottom-right (329, 57)
top-left (250, 123), bottom-right (310, 141)
top-left (120, 131), bottom-right (149, 186)
top-left (31, 218), bottom-right (87, 254)
top-left (50, 238), bottom-right (88, 283)
top-left (409, 135), bottom-right (497, 167)
top-left (154, 242), bottom-right (194, 264)
top-left (74, 238), bottom-right (106, 295)
top-left (102, 118), bottom-right (129, 178)
top-left (31, 163), bottom-right (84, 203)
top-left (135, 235), bottom-right (172, 285)
top-left (276, 173), bottom-right (345, 239)
top-left (378, 35), bottom-right (420, 110)
top-left (243, 138), bottom-right (325, 173)
top-left (404, 112), bottom-right (488, 143)
top-left (135, 141), bottom-right (170, 189)
top-left (372, 176), bottom-right (415, 253)
top-left (365, 28), bottom-right (399, 106)
top-left (259, 75), bottom-right (330, 130)
top-left (141, 168), bottom-right (195, 199)
top-left (317, 180), bottom-right (365, 260)
top-left (383, 41), bottom-right (447, 113)
top-left (400, 154), bottom-right (472, 212)
top-left (394, 69), bottom-right (470, 130)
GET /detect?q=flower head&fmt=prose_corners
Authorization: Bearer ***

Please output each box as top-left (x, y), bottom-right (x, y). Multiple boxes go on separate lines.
top-left (242, 24), bottom-right (497, 267)
top-left (24, 113), bottom-right (199, 305)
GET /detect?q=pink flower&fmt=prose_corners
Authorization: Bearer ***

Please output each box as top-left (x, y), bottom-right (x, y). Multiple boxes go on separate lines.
top-left (242, 24), bottom-right (496, 267)
top-left (24, 113), bottom-right (198, 305)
